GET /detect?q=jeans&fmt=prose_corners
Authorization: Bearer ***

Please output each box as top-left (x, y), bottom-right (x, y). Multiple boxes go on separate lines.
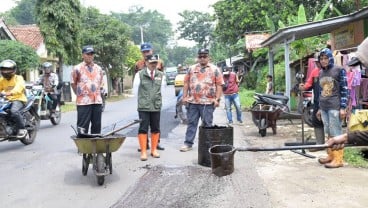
top-left (224, 93), bottom-right (242, 123)
top-left (10, 101), bottom-right (25, 129)
top-left (184, 103), bottom-right (214, 147)
top-left (320, 109), bottom-right (342, 137)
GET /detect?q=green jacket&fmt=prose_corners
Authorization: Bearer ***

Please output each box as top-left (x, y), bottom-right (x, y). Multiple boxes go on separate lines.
top-left (137, 68), bottom-right (163, 111)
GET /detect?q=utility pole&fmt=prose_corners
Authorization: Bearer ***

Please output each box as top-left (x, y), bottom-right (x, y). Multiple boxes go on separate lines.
top-left (140, 26), bottom-right (144, 44)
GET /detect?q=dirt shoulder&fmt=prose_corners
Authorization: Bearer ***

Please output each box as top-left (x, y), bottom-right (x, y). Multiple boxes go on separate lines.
top-left (242, 111), bottom-right (368, 208)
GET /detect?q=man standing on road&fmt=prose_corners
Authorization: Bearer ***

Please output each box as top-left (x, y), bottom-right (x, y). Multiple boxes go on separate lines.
top-left (134, 42), bottom-right (165, 151)
top-left (71, 45), bottom-right (104, 134)
top-left (265, 75), bottom-right (273, 94)
top-left (316, 48), bottom-right (348, 168)
top-left (180, 48), bottom-right (224, 152)
top-left (299, 52), bottom-right (324, 151)
top-left (223, 64), bottom-right (243, 125)
top-left (134, 55), bottom-right (163, 161)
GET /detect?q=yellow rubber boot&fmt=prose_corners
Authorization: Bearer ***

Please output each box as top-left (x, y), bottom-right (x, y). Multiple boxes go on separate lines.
top-left (138, 134), bottom-right (148, 161)
top-left (325, 149), bottom-right (344, 168)
top-left (318, 148), bottom-right (333, 164)
top-left (150, 133), bottom-right (160, 158)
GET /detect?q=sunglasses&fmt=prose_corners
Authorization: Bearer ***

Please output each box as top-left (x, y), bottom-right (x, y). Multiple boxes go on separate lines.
top-left (198, 55), bottom-right (208, 59)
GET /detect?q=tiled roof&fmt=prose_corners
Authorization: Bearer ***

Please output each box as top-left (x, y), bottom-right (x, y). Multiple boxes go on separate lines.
top-left (8, 25), bottom-right (44, 49)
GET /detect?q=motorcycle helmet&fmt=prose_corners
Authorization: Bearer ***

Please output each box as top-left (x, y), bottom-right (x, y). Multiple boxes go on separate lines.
top-left (0, 59), bottom-right (17, 80)
top-left (42, 62), bottom-right (53, 74)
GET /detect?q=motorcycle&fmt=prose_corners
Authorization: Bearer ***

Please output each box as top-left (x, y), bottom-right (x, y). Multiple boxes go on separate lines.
top-left (28, 85), bottom-right (61, 125)
top-left (294, 72), bottom-right (314, 127)
top-left (0, 92), bottom-right (40, 145)
top-left (100, 88), bottom-right (107, 112)
top-left (252, 93), bottom-right (290, 113)
top-left (174, 88), bottom-right (187, 124)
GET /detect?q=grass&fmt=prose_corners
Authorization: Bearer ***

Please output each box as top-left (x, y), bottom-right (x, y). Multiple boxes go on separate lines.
top-left (239, 89), bottom-right (256, 110)
top-left (344, 148), bottom-right (368, 168)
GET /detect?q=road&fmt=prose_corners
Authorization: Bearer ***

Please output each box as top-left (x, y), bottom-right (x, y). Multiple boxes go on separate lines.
top-left (0, 85), bottom-right (179, 208)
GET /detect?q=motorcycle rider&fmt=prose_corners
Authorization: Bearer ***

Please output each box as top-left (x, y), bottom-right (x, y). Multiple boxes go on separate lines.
top-left (0, 60), bottom-right (28, 138)
top-left (37, 62), bottom-right (59, 116)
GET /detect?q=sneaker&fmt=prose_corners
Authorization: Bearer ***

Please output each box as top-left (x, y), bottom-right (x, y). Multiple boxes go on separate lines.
top-left (237, 121), bottom-right (244, 126)
top-left (180, 145), bottom-right (192, 152)
top-left (228, 121), bottom-right (233, 126)
top-left (17, 129), bottom-right (27, 138)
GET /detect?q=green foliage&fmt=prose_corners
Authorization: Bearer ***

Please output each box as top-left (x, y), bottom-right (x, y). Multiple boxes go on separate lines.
top-left (166, 46), bottom-right (196, 67)
top-left (124, 43), bottom-right (142, 76)
top-left (81, 7), bottom-right (131, 79)
top-left (35, 0), bottom-right (82, 65)
top-left (0, 40), bottom-right (39, 73)
top-left (10, 0), bottom-right (37, 25)
top-left (176, 10), bottom-right (215, 48)
top-left (238, 88), bottom-right (256, 110)
top-left (344, 148), bottom-right (368, 168)
top-left (111, 6), bottom-right (173, 56)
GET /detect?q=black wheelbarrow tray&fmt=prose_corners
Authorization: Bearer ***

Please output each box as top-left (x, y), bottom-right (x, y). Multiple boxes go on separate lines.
top-left (250, 104), bottom-right (282, 137)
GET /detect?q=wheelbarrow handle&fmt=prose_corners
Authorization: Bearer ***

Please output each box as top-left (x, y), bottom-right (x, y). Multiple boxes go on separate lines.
top-left (102, 119), bottom-right (141, 137)
top-left (236, 144), bottom-right (329, 152)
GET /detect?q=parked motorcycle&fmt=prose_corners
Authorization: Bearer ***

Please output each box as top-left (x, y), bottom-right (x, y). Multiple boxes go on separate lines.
top-left (28, 85), bottom-right (61, 125)
top-left (101, 88), bottom-right (107, 112)
top-left (252, 93), bottom-right (290, 113)
top-left (0, 92), bottom-right (40, 145)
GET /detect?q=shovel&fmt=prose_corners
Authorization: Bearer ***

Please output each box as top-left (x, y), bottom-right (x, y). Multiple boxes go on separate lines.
top-left (72, 119), bottom-right (141, 138)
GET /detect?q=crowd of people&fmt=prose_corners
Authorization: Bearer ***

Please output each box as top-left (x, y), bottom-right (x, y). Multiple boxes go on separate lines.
top-left (2, 39), bottom-right (368, 165)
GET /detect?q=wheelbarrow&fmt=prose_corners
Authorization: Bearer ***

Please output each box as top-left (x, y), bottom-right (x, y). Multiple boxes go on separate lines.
top-left (71, 119), bottom-right (140, 185)
top-left (250, 104), bottom-right (282, 137)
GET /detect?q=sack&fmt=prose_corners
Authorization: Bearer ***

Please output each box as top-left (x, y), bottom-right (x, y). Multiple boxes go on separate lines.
top-left (348, 110), bottom-right (368, 131)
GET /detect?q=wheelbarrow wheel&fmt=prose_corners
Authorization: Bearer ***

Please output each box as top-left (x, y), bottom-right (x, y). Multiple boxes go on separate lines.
top-left (82, 154), bottom-right (90, 176)
top-left (259, 129), bottom-right (267, 137)
top-left (96, 154), bottom-right (106, 185)
top-left (97, 176), bottom-right (105, 186)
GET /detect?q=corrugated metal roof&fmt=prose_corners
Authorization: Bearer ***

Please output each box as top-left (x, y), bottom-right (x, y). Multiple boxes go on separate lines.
top-left (261, 7), bottom-right (368, 47)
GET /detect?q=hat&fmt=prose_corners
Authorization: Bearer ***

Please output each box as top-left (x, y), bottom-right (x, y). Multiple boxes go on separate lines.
top-left (141, 43), bottom-right (152, 52)
top-left (197, 48), bottom-right (209, 54)
top-left (147, 54), bottom-right (159, 63)
top-left (82, 45), bottom-right (94, 54)
top-left (347, 57), bottom-right (361, 66)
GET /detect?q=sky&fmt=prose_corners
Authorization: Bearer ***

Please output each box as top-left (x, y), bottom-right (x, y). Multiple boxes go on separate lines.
top-left (1, 0), bottom-right (218, 46)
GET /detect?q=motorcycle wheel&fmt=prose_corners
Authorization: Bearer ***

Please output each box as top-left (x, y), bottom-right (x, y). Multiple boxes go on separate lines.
top-left (96, 154), bottom-right (105, 186)
top-left (303, 105), bottom-right (314, 127)
top-left (20, 111), bottom-right (39, 145)
top-left (50, 105), bottom-right (61, 125)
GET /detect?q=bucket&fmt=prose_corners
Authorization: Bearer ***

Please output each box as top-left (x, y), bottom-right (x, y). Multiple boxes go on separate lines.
top-left (209, 144), bottom-right (236, 177)
top-left (198, 125), bottom-right (233, 167)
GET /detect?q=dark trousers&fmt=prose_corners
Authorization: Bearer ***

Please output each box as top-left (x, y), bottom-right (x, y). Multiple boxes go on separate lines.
top-left (138, 111), bottom-right (160, 134)
top-left (46, 93), bottom-right (58, 110)
top-left (10, 101), bottom-right (25, 129)
top-left (77, 104), bottom-right (102, 134)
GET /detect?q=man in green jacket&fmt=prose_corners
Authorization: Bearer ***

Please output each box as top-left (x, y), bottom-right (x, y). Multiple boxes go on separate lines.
top-left (135, 55), bottom-right (164, 161)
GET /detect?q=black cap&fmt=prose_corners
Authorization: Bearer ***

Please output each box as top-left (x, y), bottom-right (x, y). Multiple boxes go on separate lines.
top-left (347, 57), bottom-right (361, 66)
top-left (198, 48), bottom-right (209, 54)
top-left (140, 43), bottom-right (152, 52)
top-left (147, 54), bottom-right (159, 63)
top-left (82, 45), bottom-right (95, 54)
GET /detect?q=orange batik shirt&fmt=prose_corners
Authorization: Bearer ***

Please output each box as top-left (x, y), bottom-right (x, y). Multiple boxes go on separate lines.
top-left (71, 62), bottom-right (104, 105)
top-left (184, 63), bottom-right (224, 105)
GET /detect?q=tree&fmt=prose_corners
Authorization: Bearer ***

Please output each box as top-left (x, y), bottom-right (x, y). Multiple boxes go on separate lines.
top-left (176, 10), bottom-right (214, 48)
top-left (35, 0), bottom-right (82, 80)
top-left (10, 0), bottom-right (37, 25)
top-left (0, 40), bottom-right (39, 73)
top-left (111, 5), bottom-right (173, 61)
top-left (80, 7), bottom-right (132, 94)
